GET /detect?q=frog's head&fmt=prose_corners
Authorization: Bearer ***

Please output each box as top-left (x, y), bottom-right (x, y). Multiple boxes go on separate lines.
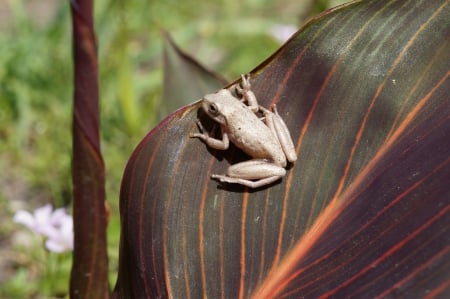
top-left (201, 89), bottom-right (232, 125)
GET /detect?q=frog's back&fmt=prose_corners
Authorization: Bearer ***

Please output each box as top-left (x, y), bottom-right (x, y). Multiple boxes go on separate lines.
top-left (224, 105), bottom-right (286, 165)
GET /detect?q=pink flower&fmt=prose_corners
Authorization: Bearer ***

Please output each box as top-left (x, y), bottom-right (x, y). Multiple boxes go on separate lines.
top-left (14, 204), bottom-right (74, 253)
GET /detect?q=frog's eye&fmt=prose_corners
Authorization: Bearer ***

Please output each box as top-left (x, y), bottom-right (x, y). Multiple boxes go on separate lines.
top-left (208, 103), bottom-right (219, 115)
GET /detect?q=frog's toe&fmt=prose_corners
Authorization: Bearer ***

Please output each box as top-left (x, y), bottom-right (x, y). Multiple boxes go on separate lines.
top-left (211, 174), bottom-right (228, 182)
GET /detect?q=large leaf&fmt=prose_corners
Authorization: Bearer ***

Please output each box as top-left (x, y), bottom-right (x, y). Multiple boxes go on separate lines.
top-left (113, 0), bottom-right (450, 298)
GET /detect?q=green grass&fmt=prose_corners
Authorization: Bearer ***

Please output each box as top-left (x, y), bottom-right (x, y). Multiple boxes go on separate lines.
top-left (0, 0), bottom-right (346, 297)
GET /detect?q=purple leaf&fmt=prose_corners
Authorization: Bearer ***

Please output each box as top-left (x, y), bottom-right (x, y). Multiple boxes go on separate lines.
top-left (113, 0), bottom-right (450, 298)
top-left (70, 0), bottom-right (109, 297)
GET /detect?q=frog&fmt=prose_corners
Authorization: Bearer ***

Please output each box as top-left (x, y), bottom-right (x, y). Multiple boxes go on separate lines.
top-left (190, 74), bottom-right (297, 188)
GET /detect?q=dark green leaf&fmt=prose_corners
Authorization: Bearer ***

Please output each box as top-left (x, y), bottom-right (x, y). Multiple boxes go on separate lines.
top-left (113, 0), bottom-right (450, 298)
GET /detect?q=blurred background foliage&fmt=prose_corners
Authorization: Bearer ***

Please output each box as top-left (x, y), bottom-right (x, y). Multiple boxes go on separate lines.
top-left (0, 0), bottom-right (346, 297)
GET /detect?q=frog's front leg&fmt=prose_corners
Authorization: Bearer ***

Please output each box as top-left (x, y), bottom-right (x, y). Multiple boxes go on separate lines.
top-left (235, 74), bottom-right (258, 112)
top-left (190, 120), bottom-right (229, 150)
top-left (260, 105), bottom-right (297, 163)
top-left (212, 159), bottom-right (286, 188)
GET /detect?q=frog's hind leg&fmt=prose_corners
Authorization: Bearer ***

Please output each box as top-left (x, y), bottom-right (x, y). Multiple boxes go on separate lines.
top-left (211, 159), bottom-right (286, 188)
top-left (260, 105), bottom-right (297, 163)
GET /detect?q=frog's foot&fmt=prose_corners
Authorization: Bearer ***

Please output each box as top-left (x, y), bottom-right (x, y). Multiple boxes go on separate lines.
top-left (212, 174), bottom-right (283, 189)
top-left (240, 74), bottom-right (252, 91)
top-left (235, 74), bottom-right (258, 112)
top-left (189, 120), bottom-right (207, 138)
